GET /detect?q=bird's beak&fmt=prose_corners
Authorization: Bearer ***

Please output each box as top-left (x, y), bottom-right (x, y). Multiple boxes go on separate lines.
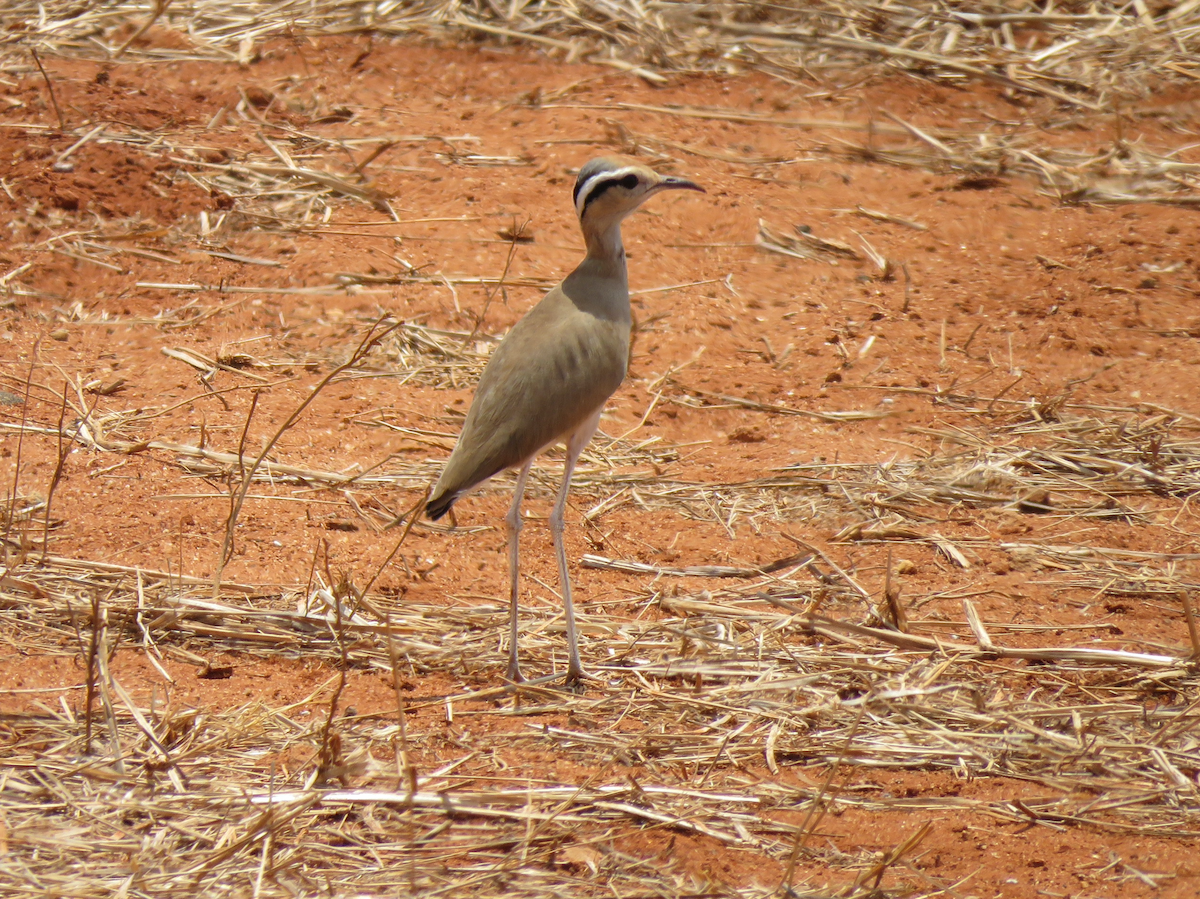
top-left (655, 175), bottom-right (705, 194)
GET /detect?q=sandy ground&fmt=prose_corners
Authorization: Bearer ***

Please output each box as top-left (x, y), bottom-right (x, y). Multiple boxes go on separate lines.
top-left (3, 34), bottom-right (1200, 898)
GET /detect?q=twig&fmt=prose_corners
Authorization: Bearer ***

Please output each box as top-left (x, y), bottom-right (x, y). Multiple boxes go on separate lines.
top-left (81, 592), bottom-right (103, 752)
top-left (854, 820), bottom-right (932, 891)
top-left (4, 342), bottom-right (38, 552)
top-left (361, 486), bottom-right (429, 598)
top-left (30, 50), bottom-right (65, 131)
top-left (1181, 591), bottom-right (1200, 660)
top-left (40, 381), bottom-right (73, 563)
top-left (468, 218), bottom-right (529, 342)
top-left (224, 389), bottom-right (262, 562)
top-left (777, 704), bottom-right (866, 895)
top-left (211, 316), bottom-right (405, 598)
top-left (315, 571), bottom-right (349, 787)
top-left (113, 0), bottom-right (173, 59)
top-left (581, 552), bottom-right (811, 579)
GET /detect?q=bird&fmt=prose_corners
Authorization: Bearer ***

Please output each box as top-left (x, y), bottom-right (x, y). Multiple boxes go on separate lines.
top-left (426, 157), bottom-right (704, 685)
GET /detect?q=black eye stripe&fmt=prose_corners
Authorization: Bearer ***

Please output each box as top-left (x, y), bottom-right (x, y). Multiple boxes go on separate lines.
top-left (578, 171), bottom-right (642, 215)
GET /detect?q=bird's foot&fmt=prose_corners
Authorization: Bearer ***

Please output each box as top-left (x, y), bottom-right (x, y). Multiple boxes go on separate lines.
top-left (563, 664), bottom-right (603, 693)
top-left (502, 662), bottom-right (601, 694)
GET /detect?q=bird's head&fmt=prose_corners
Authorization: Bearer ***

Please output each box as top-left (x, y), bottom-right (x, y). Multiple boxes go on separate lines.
top-left (572, 157), bottom-right (704, 230)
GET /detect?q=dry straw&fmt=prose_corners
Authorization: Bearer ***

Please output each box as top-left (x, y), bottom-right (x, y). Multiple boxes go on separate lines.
top-left (8, 0), bottom-right (1200, 107)
top-left (3, 3), bottom-right (1200, 898)
top-left (1, 517), bottom-right (1198, 896)
top-left (4, 373), bottom-right (1200, 897)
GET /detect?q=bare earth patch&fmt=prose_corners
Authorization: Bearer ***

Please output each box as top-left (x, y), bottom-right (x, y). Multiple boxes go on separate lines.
top-left (2, 6), bottom-right (1200, 899)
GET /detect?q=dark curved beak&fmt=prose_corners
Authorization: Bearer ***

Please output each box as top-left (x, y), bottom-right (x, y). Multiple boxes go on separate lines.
top-left (656, 175), bottom-right (705, 194)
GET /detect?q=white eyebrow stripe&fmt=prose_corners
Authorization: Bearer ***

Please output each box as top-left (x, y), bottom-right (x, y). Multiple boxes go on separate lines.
top-left (574, 166), bottom-right (643, 217)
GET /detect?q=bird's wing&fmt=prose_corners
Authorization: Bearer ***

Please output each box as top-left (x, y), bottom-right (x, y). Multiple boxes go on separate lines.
top-left (430, 284), bottom-right (630, 509)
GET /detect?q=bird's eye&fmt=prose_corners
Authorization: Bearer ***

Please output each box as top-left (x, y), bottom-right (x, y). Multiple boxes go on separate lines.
top-left (619, 174), bottom-right (639, 189)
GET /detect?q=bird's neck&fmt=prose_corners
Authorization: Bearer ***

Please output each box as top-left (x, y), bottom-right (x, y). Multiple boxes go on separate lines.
top-left (562, 220), bottom-right (631, 323)
top-left (582, 219), bottom-right (627, 270)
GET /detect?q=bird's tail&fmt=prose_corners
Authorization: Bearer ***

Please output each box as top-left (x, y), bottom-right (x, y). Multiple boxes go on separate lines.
top-left (425, 490), bottom-right (455, 520)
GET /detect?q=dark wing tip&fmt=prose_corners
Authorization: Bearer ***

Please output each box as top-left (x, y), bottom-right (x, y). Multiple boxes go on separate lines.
top-left (426, 491), bottom-right (455, 521)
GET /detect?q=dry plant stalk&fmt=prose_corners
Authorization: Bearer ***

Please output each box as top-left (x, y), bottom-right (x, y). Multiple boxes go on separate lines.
top-left (468, 217), bottom-right (530, 342)
top-left (3, 346), bottom-right (38, 554)
top-left (211, 316), bottom-right (405, 597)
top-left (39, 382), bottom-right (74, 562)
top-left (1, 538), bottom-right (1198, 897)
top-left (29, 48), bottom-right (66, 130)
top-left (12, 1), bottom-right (1194, 110)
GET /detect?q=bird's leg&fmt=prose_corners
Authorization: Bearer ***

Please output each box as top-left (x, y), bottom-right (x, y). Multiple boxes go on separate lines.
top-left (504, 462), bottom-right (533, 683)
top-left (552, 410), bottom-right (602, 685)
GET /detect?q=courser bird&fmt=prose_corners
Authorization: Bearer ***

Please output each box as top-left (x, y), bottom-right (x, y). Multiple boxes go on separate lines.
top-left (426, 157), bottom-right (704, 684)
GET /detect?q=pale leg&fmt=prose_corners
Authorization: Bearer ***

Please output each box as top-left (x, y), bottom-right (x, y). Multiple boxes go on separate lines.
top-left (551, 409), bottom-right (602, 683)
top-left (504, 462), bottom-right (533, 683)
